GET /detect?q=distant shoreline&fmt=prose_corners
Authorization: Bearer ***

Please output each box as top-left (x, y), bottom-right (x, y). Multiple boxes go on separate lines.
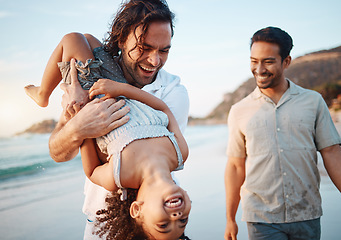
top-left (15, 109), bottom-right (341, 136)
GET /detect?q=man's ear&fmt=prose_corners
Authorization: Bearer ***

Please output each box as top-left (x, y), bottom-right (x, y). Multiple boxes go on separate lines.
top-left (118, 41), bottom-right (124, 51)
top-left (283, 55), bottom-right (291, 69)
top-left (130, 201), bottom-right (144, 219)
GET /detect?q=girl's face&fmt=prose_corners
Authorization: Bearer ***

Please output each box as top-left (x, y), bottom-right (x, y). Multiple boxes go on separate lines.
top-left (131, 183), bottom-right (191, 240)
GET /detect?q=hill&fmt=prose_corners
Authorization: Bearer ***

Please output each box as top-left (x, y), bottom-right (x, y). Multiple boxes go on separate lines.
top-left (192, 45), bottom-right (341, 125)
top-left (16, 119), bottom-right (57, 135)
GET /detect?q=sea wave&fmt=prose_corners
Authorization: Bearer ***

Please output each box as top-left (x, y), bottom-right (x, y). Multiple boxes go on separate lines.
top-left (0, 125), bottom-right (228, 181)
top-left (0, 133), bottom-right (55, 180)
top-left (0, 161), bottom-right (55, 180)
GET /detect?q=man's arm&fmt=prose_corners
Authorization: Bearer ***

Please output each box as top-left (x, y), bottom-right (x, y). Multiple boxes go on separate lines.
top-left (321, 144), bottom-right (341, 192)
top-left (224, 156), bottom-right (246, 240)
top-left (49, 98), bottom-right (129, 162)
top-left (49, 113), bottom-right (82, 162)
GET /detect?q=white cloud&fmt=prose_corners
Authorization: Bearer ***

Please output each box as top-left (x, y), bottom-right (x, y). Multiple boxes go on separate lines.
top-left (0, 11), bottom-right (12, 18)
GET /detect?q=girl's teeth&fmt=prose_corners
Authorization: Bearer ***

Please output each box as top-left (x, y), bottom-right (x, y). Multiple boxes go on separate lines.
top-left (165, 198), bottom-right (182, 208)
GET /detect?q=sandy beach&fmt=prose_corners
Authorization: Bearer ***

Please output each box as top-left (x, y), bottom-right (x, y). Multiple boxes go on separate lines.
top-left (1, 168), bottom-right (86, 239)
top-left (1, 124), bottom-right (341, 240)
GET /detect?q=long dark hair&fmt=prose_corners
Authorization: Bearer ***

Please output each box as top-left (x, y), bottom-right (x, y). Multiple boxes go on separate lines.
top-left (104, 0), bottom-right (175, 57)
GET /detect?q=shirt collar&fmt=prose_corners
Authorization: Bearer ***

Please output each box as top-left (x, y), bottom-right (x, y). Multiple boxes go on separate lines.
top-left (142, 69), bottom-right (167, 92)
top-left (251, 78), bottom-right (300, 100)
top-left (113, 54), bottom-right (166, 91)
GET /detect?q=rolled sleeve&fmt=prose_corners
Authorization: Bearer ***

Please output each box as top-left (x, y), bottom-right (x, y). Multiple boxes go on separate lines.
top-left (315, 95), bottom-right (341, 150)
top-left (226, 105), bottom-right (247, 158)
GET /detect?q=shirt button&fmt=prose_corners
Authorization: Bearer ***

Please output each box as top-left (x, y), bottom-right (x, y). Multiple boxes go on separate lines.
top-left (286, 195), bottom-right (289, 198)
top-left (277, 128), bottom-right (280, 131)
top-left (280, 149), bottom-right (284, 152)
top-left (283, 172), bottom-right (287, 176)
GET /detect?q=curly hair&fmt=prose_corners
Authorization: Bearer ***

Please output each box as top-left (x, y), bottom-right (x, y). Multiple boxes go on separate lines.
top-left (103, 0), bottom-right (175, 58)
top-left (94, 189), bottom-right (148, 240)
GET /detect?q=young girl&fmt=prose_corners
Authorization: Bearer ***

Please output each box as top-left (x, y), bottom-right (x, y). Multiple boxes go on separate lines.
top-left (84, 78), bottom-right (191, 240)
top-left (25, 32), bottom-right (191, 240)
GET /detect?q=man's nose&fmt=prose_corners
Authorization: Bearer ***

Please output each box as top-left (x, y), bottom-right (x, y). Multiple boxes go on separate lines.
top-left (147, 51), bottom-right (160, 67)
top-left (256, 63), bottom-right (266, 74)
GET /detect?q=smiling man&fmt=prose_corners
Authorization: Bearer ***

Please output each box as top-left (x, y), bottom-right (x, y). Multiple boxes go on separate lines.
top-left (224, 27), bottom-right (341, 240)
top-left (48, 0), bottom-right (189, 239)
top-left (118, 21), bottom-right (172, 89)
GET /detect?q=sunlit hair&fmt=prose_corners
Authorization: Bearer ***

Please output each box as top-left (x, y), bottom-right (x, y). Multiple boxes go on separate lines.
top-left (103, 0), bottom-right (175, 58)
top-left (94, 189), bottom-right (191, 240)
top-left (250, 26), bottom-right (293, 61)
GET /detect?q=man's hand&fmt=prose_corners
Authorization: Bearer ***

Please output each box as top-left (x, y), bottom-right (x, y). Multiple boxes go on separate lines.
top-left (225, 220), bottom-right (238, 240)
top-left (70, 98), bottom-right (130, 140)
top-left (49, 97), bottom-right (130, 162)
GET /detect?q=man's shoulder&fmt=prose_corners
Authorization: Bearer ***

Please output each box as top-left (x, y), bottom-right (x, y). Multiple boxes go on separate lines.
top-left (290, 81), bottom-right (323, 99)
top-left (289, 79), bottom-right (315, 93)
top-left (154, 69), bottom-right (187, 94)
top-left (143, 69), bottom-right (188, 100)
top-left (231, 89), bottom-right (257, 109)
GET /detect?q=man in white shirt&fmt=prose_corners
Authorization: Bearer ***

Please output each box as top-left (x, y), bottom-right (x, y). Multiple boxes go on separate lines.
top-left (48, 0), bottom-right (189, 239)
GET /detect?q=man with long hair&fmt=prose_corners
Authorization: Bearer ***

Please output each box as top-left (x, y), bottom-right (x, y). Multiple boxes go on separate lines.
top-left (49, 1), bottom-right (190, 239)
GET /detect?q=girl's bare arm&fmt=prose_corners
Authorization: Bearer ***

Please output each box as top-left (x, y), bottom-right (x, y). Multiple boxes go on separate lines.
top-left (80, 139), bottom-right (118, 192)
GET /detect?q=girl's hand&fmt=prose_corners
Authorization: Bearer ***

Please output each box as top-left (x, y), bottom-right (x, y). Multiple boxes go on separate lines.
top-left (89, 79), bottom-right (125, 100)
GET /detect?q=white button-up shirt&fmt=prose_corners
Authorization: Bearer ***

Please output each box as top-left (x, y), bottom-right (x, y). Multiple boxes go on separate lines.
top-left (142, 69), bottom-right (189, 133)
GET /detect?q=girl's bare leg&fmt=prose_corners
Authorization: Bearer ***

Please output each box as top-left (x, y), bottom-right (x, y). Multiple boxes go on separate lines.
top-left (25, 32), bottom-right (95, 107)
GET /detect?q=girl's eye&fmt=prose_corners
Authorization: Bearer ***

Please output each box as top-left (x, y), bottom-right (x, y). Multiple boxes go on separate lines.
top-left (158, 223), bottom-right (169, 229)
top-left (180, 217), bottom-right (188, 224)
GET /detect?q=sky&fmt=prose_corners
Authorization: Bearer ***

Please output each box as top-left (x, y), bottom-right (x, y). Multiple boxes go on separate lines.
top-left (1, 0), bottom-right (341, 137)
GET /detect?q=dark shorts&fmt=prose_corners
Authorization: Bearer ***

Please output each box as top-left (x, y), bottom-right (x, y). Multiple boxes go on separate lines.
top-left (247, 218), bottom-right (321, 240)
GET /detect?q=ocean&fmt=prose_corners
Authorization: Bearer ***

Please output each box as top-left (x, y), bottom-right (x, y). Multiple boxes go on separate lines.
top-left (0, 125), bottom-right (340, 239)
